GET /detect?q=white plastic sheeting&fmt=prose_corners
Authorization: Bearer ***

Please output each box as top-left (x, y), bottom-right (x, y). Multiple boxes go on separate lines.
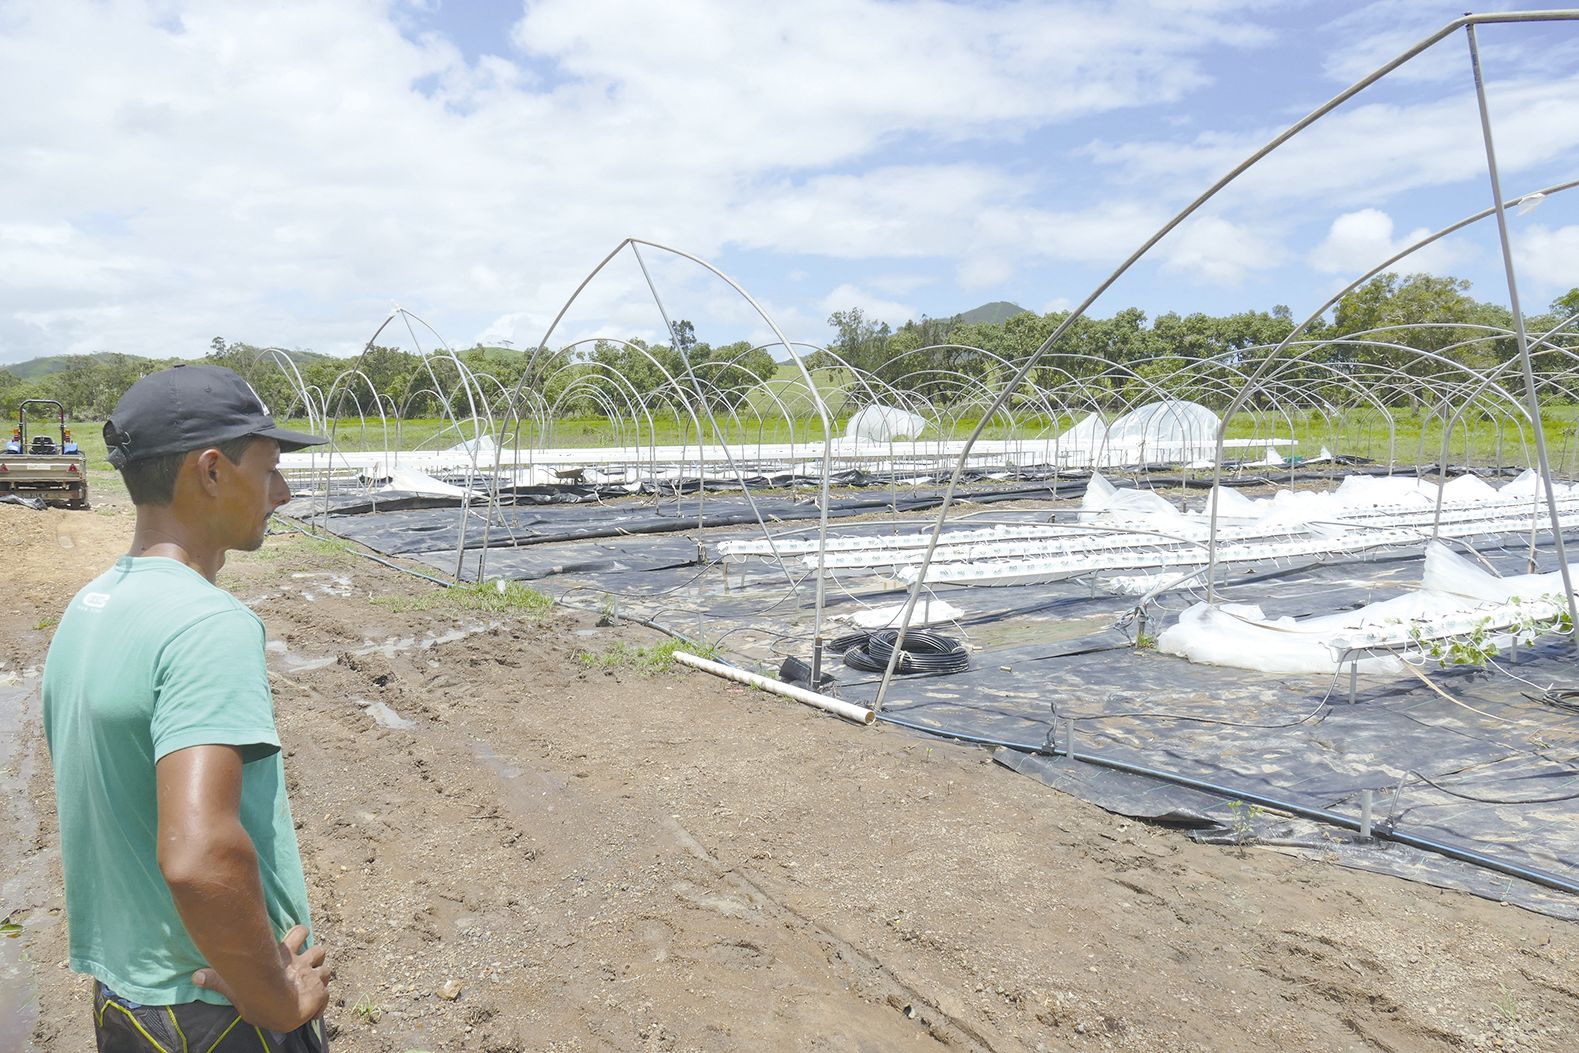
top-left (1107, 400), bottom-right (1220, 446)
top-left (842, 599), bottom-right (965, 629)
top-left (827, 471), bottom-right (1579, 587)
top-left (1158, 543), bottom-right (1579, 675)
top-left (1081, 471), bottom-right (1183, 522)
top-left (845, 405), bottom-right (928, 443)
top-left (375, 466), bottom-right (472, 497)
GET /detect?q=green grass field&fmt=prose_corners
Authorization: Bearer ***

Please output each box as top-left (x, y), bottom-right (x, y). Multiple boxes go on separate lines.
top-left (50, 399), bottom-right (1579, 507)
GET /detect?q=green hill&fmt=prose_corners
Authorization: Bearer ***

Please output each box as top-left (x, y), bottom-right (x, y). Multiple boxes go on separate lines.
top-left (953, 301), bottom-right (1031, 325)
top-left (4, 347), bottom-right (338, 380)
top-left (5, 352), bottom-right (161, 381)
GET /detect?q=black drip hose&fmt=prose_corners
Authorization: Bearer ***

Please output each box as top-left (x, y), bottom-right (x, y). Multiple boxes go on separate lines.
top-left (874, 712), bottom-right (1579, 900)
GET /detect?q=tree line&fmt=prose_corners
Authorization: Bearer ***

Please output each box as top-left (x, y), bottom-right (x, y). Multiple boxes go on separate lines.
top-left (0, 325), bottom-right (777, 422)
top-left (2, 276), bottom-right (1575, 422)
top-left (813, 276), bottom-right (1579, 407)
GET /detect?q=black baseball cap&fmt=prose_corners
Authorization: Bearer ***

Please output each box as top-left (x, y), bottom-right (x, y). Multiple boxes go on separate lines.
top-left (104, 364), bottom-right (328, 468)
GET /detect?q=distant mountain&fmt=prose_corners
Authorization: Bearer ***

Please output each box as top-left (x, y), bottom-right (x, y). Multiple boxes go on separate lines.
top-left (953, 301), bottom-right (1032, 325)
top-left (5, 352), bottom-right (159, 381)
top-left (3, 347), bottom-right (335, 380)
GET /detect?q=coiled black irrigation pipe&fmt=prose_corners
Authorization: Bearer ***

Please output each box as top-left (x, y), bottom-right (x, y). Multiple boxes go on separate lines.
top-left (281, 519), bottom-right (1579, 902)
top-left (829, 629), bottom-right (971, 675)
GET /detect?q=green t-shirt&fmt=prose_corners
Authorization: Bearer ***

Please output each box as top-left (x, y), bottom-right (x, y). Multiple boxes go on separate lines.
top-left (42, 555), bottom-right (311, 1006)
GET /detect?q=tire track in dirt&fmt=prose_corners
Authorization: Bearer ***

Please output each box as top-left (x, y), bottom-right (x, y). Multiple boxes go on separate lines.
top-left (662, 816), bottom-right (1001, 1052)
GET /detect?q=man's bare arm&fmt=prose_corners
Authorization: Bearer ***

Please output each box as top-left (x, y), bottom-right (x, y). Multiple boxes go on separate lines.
top-left (155, 744), bottom-right (330, 1031)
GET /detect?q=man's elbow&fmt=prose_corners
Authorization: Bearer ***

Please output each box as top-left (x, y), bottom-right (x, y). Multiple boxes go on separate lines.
top-left (158, 824), bottom-right (254, 896)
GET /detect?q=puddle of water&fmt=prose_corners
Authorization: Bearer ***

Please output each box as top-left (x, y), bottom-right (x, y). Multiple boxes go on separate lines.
top-left (0, 666), bottom-right (40, 687)
top-left (365, 623), bottom-right (499, 660)
top-left (1, 682), bottom-right (46, 1050)
top-left (472, 739), bottom-right (524, 780)
top-left (265, 640), bottom-right (337, 675)
top-left (355, 698), bottom-right (416, 730)
top-left (289, 571), bottom-right (354, 602)
top-left (269, 623), bottom-right (502, 676)
top-left (470, 739), bottom-right (573, 820)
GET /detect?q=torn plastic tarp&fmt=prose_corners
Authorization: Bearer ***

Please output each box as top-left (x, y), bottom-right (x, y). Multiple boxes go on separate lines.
top-left (1157, 542), bottom-right (1579, 675)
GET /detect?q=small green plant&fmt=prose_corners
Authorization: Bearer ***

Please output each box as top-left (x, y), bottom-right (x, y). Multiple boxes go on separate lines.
top-left (1, 910), bottom-right (22, 938)
top-left (1493, 983), bottom-right (1519, 1024)
top-left (574, 642), bottom-right (640, 670)
top-left (33, 615), bottom-right (57, 631)
top-left (1406, 595), bottom-right (1574, 669)
top-left (1134, 630), bottom-right (1157, 651)
top-left (1227, 800), bottom-right (1264, 853)
top-left (573, 638), bottom-right (718, 675)
top-left (374, 579), bottom-right (552, 616)
top-left (351, 991), bottom-right (383, 1024)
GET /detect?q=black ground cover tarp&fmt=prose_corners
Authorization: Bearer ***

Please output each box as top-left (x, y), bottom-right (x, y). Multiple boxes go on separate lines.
top-left (302, 481), bottom-right (1108, 555)
top-left (283, 459), bottom-right (1446, 520)
top-left (298, 485), bottom-right (1579, 918)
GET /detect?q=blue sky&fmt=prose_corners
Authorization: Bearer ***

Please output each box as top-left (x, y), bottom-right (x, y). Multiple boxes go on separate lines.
top-left (1, 0), bottom-right (1576, 364)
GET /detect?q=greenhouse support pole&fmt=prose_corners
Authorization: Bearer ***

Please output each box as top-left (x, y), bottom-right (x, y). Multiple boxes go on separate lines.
top-left (1466, 23), bottom-right (1579, 635)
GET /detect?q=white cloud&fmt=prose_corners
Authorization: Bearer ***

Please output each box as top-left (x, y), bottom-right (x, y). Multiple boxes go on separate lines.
top-left (1318, 1), bottom-right (1472, 85)
top-left (730, 166), bottom-right (1025, 259)
top-left (819, 283), bottom-right (916, 329)
top-left (0, 0), bottom-right (1279, 361)
top-left (1309, 208), bottom-right (1470, 277)
top-left (956, 254), bottom-right (1016, 291)
top-left (1317, 2), bottom-right (1579, 87)
top-left (512, 0), bottom-right (1274, 165)
top-left (1514, 224), bottom-right (1579, 296)
top-left (1159, 214), bottom-right (1285, 286)
top-left (863, 272), bottom-right (937, 297)
top-left (1083, 74), bottom-right (1579, 210)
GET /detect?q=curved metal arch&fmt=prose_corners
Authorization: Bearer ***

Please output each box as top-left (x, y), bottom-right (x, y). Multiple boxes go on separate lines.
top-left (488, 332), bottom-right (718, 564)
top-left (319, 367), bottom-right (396, 482)
top-left (876, 10), bottom-right (1579, 709)
top-left (505, 239), bottom-right (838, 652)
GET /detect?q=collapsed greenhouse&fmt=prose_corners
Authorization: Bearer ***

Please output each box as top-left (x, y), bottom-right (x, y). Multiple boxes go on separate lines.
top-left (253, 12), bottom-right (1577, 920)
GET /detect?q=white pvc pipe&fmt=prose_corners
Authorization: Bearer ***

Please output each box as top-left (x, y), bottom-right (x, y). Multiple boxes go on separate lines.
top-left (673, 651), bottom-right (876, 726)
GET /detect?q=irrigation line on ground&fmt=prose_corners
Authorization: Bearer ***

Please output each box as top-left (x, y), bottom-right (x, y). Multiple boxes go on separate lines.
top-left (872, 711), bottom-right (1579, 900)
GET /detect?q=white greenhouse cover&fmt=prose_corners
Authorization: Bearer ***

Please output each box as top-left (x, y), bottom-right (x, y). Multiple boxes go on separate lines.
top-left (1106, 400), bottom-right (1220, 446)
top-left (1061, 400), bottom-right (1221, 452)
top-left (1158, 541), bottom-right (1579, 676)
top-left (444, 435), bottom-right (499, 460)
top-left (846, 405), bottom-right (927, 443)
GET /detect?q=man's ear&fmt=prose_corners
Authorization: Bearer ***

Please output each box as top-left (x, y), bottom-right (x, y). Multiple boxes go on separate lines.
top-left (191, 448), bottom-right (225, 497)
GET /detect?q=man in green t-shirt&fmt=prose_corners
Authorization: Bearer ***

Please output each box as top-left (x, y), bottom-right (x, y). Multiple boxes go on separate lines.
top-left (42, 364), bottom-right (334, 1051)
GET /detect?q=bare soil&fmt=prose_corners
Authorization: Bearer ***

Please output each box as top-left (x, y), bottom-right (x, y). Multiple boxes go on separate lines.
top-left (3, 497), bottom-right (1576, 1053)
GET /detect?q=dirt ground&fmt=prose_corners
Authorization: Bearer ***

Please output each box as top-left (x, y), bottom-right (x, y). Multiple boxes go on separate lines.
top-left (3, 494), bottom-right (1577, 1053)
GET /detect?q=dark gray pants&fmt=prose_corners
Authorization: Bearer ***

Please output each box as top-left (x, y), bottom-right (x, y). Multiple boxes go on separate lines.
top-left (94, 981), bottom-right (328, 1052)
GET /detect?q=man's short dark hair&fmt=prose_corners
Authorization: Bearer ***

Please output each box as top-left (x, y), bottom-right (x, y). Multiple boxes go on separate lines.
top-left (120, 435), bottom-right (257, 506)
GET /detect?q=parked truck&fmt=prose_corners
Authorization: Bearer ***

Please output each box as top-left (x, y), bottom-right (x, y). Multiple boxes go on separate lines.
top-left (1, 400), bottom-right (89, 508)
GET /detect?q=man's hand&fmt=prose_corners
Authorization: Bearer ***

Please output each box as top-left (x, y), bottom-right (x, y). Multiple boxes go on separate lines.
top-left (192, 925), bottom-right (332, 1033)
